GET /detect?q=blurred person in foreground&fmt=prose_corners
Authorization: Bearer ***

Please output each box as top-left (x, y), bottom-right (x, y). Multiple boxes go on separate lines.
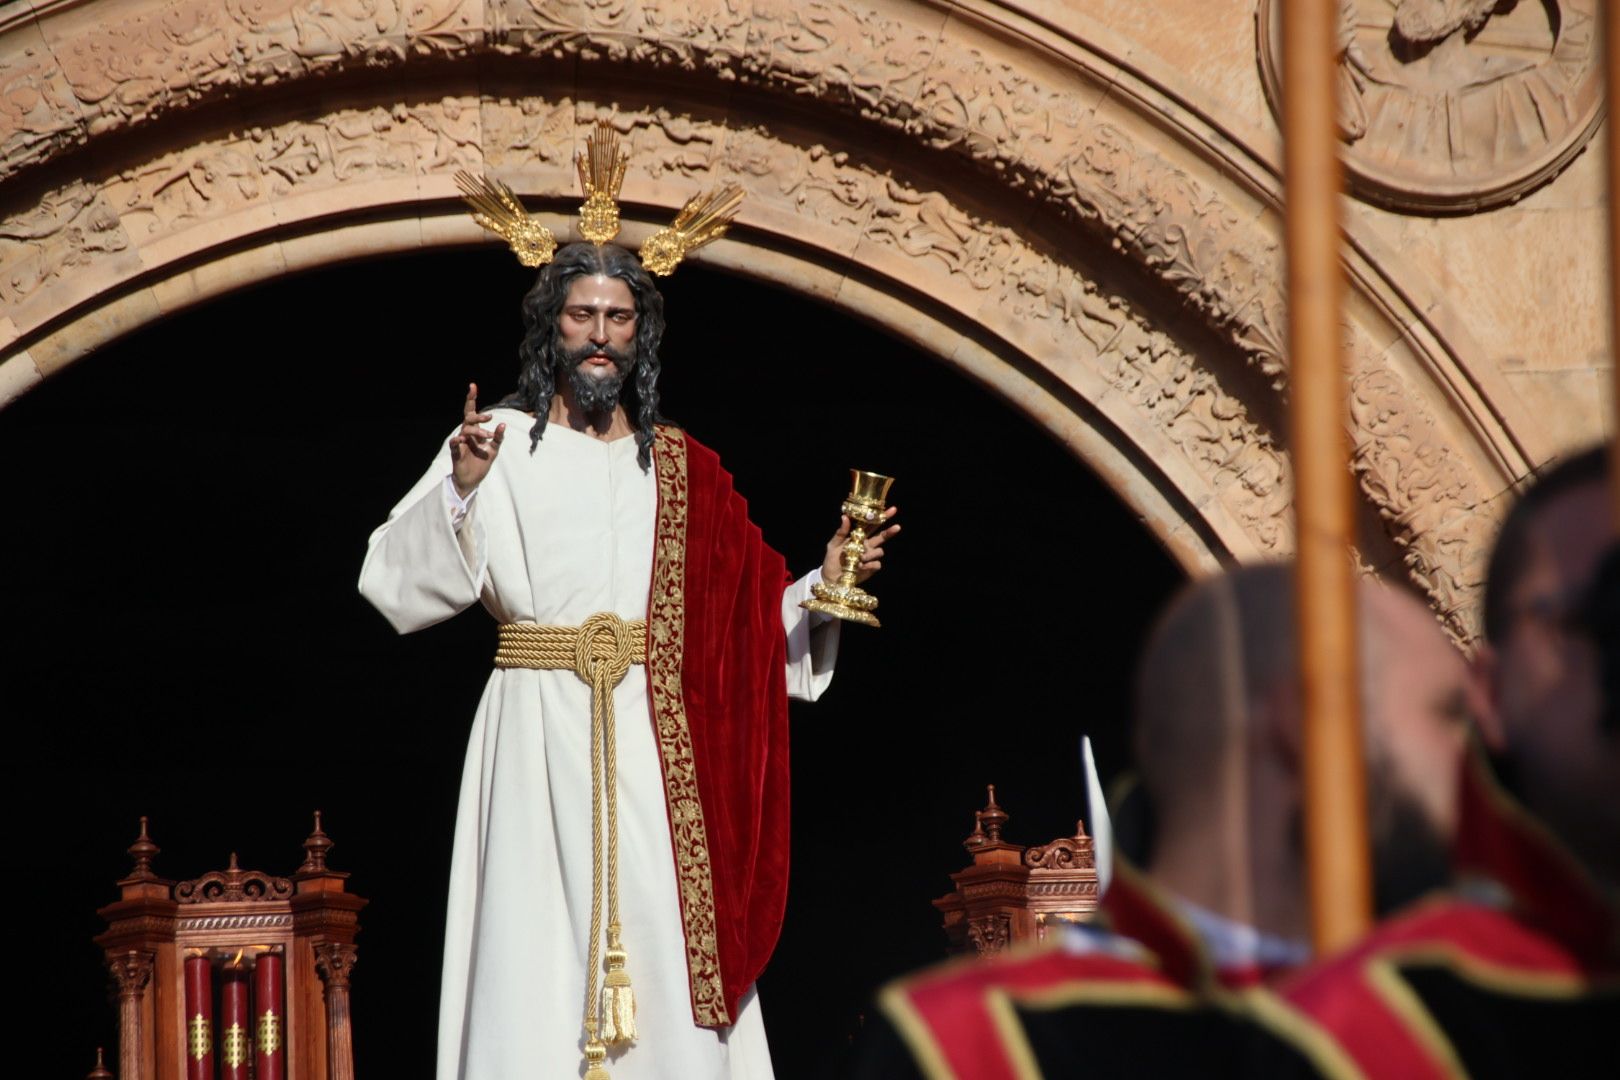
top-left (1284, 446), bottom-right (1620, 1078)
top-left (846, 562), bottom-right (1473, 1078)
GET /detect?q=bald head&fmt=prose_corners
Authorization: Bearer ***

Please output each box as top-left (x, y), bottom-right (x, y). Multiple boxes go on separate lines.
top-left (1133, 563), bottom-right (1297, 810)
top-left (1134, 563), bottom-right (1471, 910)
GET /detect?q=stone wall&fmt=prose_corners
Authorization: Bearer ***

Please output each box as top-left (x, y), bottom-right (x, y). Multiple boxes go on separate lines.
top-left (1108, 0), bottom-right (1610, 458)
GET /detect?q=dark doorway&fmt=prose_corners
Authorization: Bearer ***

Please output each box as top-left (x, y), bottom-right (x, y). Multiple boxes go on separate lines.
top-left (2, 246), bottom-right (1181, 1077)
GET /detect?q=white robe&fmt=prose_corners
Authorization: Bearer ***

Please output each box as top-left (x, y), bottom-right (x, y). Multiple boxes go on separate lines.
top-left (358, 410), bottom-right (839, 1080)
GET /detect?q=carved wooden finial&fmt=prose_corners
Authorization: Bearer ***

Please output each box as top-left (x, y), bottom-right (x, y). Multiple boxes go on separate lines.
top-left (979, 785), bottom-right (1008, 843)
top-left (126, 816), bottom-right (159, 881)
top-left (299, 810), bottom-right (333, 875)
top-left (86, 1046), bottom-right (113, 1080)
top-left (964, 810), bottom-right (988, 851)
top-left (222, 851), bottom-right (245, 895)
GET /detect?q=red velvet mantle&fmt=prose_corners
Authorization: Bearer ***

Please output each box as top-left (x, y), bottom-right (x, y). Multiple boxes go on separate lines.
top-left (644, 426), bottom-right (792, 1028)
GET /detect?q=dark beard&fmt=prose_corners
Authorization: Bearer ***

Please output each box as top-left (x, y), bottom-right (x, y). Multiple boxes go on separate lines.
top-left (1365, 753), bottom-right (1452, 914)
top-left (554, 341), bottom-right (634, 416)
top-left (1283, 753), bottom-right (1450, 915)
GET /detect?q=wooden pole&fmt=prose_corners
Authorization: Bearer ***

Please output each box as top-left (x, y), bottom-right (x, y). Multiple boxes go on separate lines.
top-left (1280, 0), bottom-right (1372, 954)
top-left (1606, 1), bottom-right (1620, 529)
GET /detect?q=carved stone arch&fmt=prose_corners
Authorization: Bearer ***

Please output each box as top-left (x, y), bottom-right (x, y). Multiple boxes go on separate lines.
top-left (0, 0), bottom-right (1549, 638)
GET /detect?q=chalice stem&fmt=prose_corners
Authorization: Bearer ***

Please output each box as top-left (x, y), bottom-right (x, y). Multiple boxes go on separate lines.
top-left (839, 526), bottom-right (868, 586)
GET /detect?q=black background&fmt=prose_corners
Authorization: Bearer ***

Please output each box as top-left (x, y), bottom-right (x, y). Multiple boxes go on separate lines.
top-left (3, 247), bottom-right (1181, 1077)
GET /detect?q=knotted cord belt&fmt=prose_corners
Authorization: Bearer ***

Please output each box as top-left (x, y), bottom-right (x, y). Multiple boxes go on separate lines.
top-left (495, 614), bottom-right (646, 1080)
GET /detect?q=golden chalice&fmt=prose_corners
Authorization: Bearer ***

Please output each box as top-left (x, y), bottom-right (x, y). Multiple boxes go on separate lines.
top-left (802, 469), bottom-right (894, 628)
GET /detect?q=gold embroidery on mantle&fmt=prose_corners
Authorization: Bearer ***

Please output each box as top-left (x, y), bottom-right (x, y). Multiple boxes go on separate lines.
top-left (647, 425), bottom-right (729, 1027)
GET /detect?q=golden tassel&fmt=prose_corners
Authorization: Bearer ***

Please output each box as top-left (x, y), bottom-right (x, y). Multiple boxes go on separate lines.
top-left (600, 928), bottom-right (637, 1045)
top-left (583, 1034), bottom-right (610, 1080)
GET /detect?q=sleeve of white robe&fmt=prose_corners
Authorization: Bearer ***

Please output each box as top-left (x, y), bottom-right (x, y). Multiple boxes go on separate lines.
top-left (358, 438), bottom-right (489, 634)
top-left (781, 568), bottom-right (841, 701)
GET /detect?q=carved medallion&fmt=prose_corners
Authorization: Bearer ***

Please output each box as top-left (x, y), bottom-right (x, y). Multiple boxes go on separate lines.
top-left (1257, 0), bottom-right (1604, 212)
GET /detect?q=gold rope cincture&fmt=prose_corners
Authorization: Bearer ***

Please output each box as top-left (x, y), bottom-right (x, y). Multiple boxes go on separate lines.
top-left (495, 614), bottom-right (646, 1080)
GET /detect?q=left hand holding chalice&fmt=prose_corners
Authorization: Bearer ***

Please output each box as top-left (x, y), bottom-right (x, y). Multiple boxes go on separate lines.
top-left (821, 506), bottom-right (900, 585)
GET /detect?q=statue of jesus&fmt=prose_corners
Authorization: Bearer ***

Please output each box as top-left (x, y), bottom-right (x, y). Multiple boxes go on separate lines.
top-left (359, 233), bottom-right (898, 1080)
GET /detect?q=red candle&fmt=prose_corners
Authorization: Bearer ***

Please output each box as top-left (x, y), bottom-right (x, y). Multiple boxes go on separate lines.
top-left (182, 955), bottom-right (213, 1080)
top-left (220, 965), bottom-right (250, 1080)
top-left (255, 952), bottom-right (286, 1080)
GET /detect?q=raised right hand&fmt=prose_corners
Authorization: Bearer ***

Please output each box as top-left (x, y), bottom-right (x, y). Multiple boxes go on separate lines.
top-left (449, 382), bottom-right (505, 497)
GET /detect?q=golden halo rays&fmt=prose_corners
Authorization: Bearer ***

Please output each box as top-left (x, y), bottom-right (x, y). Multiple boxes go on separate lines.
top-left (456, 116), bottom-right (742, 276)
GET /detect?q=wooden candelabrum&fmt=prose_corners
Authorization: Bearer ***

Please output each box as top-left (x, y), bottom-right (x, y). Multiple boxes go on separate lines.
top-left (933, 786), bottom-right (1101, 956)
top-left (93, 814), bottom-right (366, 1080)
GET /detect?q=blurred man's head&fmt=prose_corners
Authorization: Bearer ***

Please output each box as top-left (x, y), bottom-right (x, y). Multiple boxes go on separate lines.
top-left (1477, 446), bottom-right (1619, 887)
top-left (1135, 564), bottom-right (1471, 920)
top-left (1359, 583), bottom-right (1477, 904)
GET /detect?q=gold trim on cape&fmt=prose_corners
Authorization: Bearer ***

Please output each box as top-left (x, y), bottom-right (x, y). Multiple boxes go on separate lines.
top-left (647, 425), bottom-right (730, 1027)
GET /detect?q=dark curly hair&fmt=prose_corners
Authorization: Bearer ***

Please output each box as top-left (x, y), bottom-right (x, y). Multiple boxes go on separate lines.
top-left (499, 242), bottom-right (667, 470)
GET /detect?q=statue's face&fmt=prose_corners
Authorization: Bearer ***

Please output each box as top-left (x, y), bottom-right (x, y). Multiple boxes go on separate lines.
top-left (558, 273), bottom-right (638, 380)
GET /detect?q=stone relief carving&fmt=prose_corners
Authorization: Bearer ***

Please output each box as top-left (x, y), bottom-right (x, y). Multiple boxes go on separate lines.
top-left (0, 0), bottom-right (1507, 634)
top-left (406, 0), bottom-right (484, 56)
top-left (1258, 0), bottom-right (1605, 212)
top-left (52, 0), bottom-right (238, 136)
top-left (1041, 104), bottom-right (1483, 632)
top-left (748, 0), bottom-right (938, 117)
top-left (20, 0), bottom-right (481, 158)
top-left (597, 108), bottom-right (1303, 562)
top-left (0, 181), bottom-right (131, 307)
top-left (1109, 326), bottom-right (1297, 555)
top-left (106, 143), bottom-right (266, 239)
top-left (408, 96), bottom-right (483, 175)
top-left (726, 128), bottom-right (874, 230)
top-left (910, 47), bottom-right (1074, 177)
top-left (1051, 119), bottom-right (1288, 383)
top-left (482, 96), bottom-right (577, 170)
top-left (999, 249), bottom-right (1128, 355)
top-left (96, 99), bottom-right (482, 246)
top-left (485, 0), bottom-right (575, 58)
top-left (1336, 0), bottom-right (1372, 142)
top-left (0, 38), bottom-right (84, 175)
top-left (580, 104), bottom-right (720, 182)
top-left (225, 0), bottom-right (415, 72)
top-left (1348, 365), bottom-right (1491, 633)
